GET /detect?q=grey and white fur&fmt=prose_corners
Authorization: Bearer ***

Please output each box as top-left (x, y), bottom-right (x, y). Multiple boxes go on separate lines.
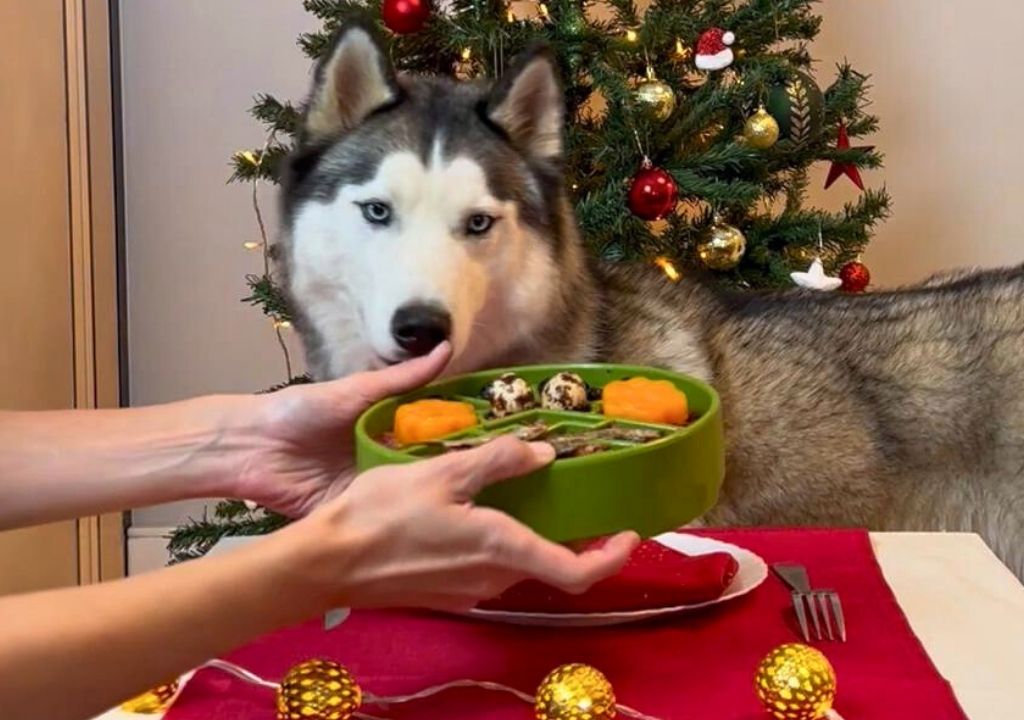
top-left (278, 25), bottom-right (1024, 576)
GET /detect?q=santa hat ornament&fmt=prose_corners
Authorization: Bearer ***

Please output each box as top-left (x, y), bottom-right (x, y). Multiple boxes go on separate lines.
top-left (694, 27), bottom-right (735, 71)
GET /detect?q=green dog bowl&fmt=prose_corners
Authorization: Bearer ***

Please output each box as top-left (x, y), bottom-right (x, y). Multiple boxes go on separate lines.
top-left (354, 364), bottom-right (724, 543)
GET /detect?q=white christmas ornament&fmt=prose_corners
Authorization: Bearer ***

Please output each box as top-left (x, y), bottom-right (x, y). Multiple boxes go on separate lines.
top-left (791, 258), bottom-right (842, 291)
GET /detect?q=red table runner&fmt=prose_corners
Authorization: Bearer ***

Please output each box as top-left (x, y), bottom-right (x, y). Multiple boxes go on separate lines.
top-left (166, 529), bottom-right (967, 719)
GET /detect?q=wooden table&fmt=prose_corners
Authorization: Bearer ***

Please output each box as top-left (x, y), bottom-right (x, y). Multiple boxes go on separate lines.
top-left (95, 532), bottom-right (1024, 720)
top-left (869, 532), bottom-right (1024, 719)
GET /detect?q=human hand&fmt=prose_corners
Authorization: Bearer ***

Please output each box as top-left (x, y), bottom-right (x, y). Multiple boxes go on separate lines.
top-left (279, 435), bottom-right (641, 612)
top-left (231, 343), bottom-right (451, 517)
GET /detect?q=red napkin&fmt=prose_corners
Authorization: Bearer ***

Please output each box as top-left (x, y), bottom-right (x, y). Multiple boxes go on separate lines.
top-left (478, 540), bottom-right (739, 613)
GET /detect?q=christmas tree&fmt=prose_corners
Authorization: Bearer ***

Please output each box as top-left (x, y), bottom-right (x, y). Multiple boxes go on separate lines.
top-left (169, 0), bottom-right (889, 560)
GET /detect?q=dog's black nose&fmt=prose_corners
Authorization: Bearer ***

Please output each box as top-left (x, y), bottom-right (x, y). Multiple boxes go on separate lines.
top-left (391, 303), bottom-right (451, 357)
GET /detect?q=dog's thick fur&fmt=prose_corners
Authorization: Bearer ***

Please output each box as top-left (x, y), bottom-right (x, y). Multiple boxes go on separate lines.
top-left (278, 25), bottom-right (1024, 576)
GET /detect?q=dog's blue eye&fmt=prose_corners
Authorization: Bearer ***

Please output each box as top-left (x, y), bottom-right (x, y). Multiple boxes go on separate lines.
top-left (466, 214), bottom-right (495, 236)
top-left (358, 201), bottom-right (392, 226)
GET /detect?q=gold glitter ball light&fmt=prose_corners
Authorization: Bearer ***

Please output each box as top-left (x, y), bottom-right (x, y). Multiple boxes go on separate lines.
top-left (755, 643), bottom-right (837, 720)
top-left (535, 663), bottom-right (617, 720)
top-left (697, 217), bottom-right (746, 271)
top-left (120, 680), bottom-right (180, 714)
top-left (634, 67), bottom-right (676, 121)
top-left (743, 106), bottom-right (781, 149)
top-left (276, 659), bottom-right (362, 720)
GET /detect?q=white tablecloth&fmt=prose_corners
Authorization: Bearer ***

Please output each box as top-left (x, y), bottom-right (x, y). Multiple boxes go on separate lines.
top-left (96, 532), bottom-right (1024, 720)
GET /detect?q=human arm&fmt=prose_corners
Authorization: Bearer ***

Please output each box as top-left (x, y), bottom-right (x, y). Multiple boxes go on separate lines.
top-left (0, 436), bottom-right (638, 720)
top-left (0, 344), bottom-right (450, 528)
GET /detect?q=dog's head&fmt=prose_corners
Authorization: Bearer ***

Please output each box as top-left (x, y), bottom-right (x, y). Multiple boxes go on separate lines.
top-left (279, 24), bottom-right (582, 380)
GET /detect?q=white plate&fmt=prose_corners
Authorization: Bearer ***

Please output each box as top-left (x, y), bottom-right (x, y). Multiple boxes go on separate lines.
top-left (463, 533), bottom-right (768, 627)
top-left (203, 532), bottom-right (767, 629)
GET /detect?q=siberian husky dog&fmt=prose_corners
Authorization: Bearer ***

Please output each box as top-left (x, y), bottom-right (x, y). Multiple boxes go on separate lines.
top-left (278, 24), bottom-right (1024, 576)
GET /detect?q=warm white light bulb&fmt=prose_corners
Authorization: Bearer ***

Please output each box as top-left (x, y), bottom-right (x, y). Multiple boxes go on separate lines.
top-left (655, 257), bottom-right (681, 282)
top-left (237, 150), bottom-right (259, 166)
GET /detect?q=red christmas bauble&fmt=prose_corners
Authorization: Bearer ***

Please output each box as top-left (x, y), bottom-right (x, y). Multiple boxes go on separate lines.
top-left (839, 260), bottom-right (870, 292)
top-left (382, 0), bottom-right (430, 34)
top-left (627, 163), bottom-right (678, 220)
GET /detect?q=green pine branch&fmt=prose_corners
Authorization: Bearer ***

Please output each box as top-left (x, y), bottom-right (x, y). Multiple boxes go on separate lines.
top-left (250, 95), bottom-right (302, 137)
top-left (229, 142), bottom-right (291, 184)
top-left (167, 502), bottom-right (292, 565)
top-left (243, 272), bottom-right (292, 321)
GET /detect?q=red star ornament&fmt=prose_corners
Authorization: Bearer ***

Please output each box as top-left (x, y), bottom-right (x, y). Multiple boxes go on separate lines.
top-left (824, 123), bottom-right (874, 191)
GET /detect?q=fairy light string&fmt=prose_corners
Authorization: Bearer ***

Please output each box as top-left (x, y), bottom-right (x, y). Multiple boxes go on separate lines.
top-left (126, 644), bottom-right (851, 719)
top-left (238, 129), bottom-right (294, 380)
top-left (199, 658), bottom-right (665, 720)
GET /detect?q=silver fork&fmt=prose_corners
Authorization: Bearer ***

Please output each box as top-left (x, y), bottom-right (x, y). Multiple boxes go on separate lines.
top-left (772, 563), bottom-right (847, 642)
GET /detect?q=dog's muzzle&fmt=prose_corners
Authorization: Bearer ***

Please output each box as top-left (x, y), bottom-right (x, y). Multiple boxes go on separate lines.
top-left (390, 302), bottom-right (451, 357)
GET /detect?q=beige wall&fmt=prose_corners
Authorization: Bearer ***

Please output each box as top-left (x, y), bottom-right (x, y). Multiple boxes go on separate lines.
top-left (121, 1), bottom-right (1024, 529)
top-left (120, 1), bottom-right (313, 526)
top-left (811, 1), bottom-right (1024, 283)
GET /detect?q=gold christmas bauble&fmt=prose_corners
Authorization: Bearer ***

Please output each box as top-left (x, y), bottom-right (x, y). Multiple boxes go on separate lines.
top-left (743, 106), bottom-right (780, 149)
top-left (697, 217), bottom-right (746, 270)
top-left (535, 663), bottom-right (617, 720)
top-left (120, 680), bottom-right (180, 714)
top-left (276, 659), bottom-right (362, 720)
top-left (755, 644), bottom-right (837, 720)
top-left (634, 67), bottom-right (676, 121)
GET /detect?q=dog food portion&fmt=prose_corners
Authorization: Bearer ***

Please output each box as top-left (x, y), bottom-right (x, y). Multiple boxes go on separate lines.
top-left (385, 372), bottom-right (691, 451)
top-left (439, 421), bottom-right (552, 449)
top-left (482, 373), bottom-right (538, 418)
top-left (393, 399), bottom-right (479, 445)
top-left (439, 421), bottom-right (665, 458)
top-left (602, 377), bottom-right (689, 425)
top-left (540, 372), bottom-right (590, 411)
top-left (545, 425), bottom-right (664, 458)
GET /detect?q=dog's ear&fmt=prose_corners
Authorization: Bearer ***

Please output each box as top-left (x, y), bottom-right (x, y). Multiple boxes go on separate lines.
top-left (486, 46), bottom-right (564, 160)
top-left (302, 23), bottom-right (399, 141)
